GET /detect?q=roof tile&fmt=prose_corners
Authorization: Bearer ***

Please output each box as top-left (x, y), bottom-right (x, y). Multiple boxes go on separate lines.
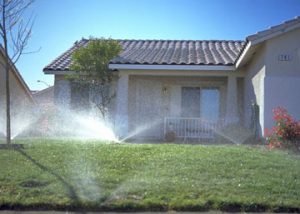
top-left (43, 39), bottom-right (245, 71)
top-left (247, 16), bottom-right (300, 41)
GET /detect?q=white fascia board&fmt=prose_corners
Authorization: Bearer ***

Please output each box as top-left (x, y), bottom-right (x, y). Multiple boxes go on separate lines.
top-left (236, 22), bottom-right (300, 69)
top-left (43, 70), bottom-right (76, 75)
top-left (109, 64), bottom-right (235, 71)
top-left (122, 69), bottom-right (245, 77)
top-left (235, 41), bottom-right (252, 69)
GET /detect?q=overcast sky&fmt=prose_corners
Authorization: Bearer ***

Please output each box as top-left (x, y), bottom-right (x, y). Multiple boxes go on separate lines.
top-left (13, 0), bottom-right (300, 90)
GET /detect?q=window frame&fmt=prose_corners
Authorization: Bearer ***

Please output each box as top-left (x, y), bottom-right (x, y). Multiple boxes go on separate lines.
top-left (181, 86), bottom-right (221, 122)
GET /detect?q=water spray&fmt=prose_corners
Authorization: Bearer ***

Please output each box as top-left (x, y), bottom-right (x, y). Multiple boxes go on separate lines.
top-left (118, 119), bottom-right (162, 142)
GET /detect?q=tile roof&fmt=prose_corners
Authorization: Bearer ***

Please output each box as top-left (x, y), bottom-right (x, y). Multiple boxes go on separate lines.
top-left (43, 39), bottom-right (245, 71)
top-left (247, 16), bottom-right (300, 41)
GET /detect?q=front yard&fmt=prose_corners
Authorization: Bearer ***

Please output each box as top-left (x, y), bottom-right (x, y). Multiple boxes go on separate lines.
top-left (0, 139), bottom-right (299, 212)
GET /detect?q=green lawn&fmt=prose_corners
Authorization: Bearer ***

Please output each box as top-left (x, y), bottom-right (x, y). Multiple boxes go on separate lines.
top-left (0, 139), bottom-right (299, 212)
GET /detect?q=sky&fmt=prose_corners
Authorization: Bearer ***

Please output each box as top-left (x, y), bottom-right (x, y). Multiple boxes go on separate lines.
top-left (12, 0), bottom-right (300, 90)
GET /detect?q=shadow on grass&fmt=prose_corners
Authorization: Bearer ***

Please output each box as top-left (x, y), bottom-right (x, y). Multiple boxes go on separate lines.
top-left (3, 146), bottom-right (298, 213)
top-left (16, 149), bottom-right (86, 213)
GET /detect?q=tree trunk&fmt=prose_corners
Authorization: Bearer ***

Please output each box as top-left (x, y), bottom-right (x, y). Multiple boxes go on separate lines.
top-left (5, 55), bottom-right (11, 144)
top-left (2, 2), bottom-right (11, 144)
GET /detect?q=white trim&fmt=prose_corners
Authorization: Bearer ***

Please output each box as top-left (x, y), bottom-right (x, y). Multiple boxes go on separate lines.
top-left (109, 64), bottom-right (235, 71)
top-left (44, 70), bottom-right (76, 75)
top-left (119, 69), bottom-right (245, 77)
top-left (235, 41), bottom-right (252, 68)
top-left (236, 21), bottom-right (300, 68)
top-left (250, 22), bottom-right (300, 46)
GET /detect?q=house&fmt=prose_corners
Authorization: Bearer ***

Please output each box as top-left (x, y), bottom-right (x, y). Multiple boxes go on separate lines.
top-left (0, 47), bottom-right (35, 138)
top-left (29, 86), bottom-right (56, 136)
top-left (32, 86), bottom-right (55, 111)
top-left (43, 17), bottom-right (300, 140)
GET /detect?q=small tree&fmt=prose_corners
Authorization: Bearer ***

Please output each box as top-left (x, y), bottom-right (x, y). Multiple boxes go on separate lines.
top-left (0, 0), bottom-right (34, 144)
top-left (70, 37), bottom-right (122, 120)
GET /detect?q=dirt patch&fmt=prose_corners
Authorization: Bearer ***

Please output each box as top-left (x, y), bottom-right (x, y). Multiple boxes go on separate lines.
top-left (19, 179), bottom-right (49, 188)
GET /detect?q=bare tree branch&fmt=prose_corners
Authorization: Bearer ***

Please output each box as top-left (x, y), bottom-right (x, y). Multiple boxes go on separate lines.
top-left (5, 0), bottom-right (33, 20)
top-left (0, 0), bottom-right (35, 144)
top-left (10, 15), bottom-right (34, 63)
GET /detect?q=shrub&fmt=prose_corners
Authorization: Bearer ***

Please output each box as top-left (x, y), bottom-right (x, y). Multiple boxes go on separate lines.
top-left (265, 107), bottom-right (300, 150)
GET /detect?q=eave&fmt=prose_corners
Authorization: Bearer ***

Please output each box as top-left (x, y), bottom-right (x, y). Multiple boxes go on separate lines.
top-left (108, 64), bottom-right (236, 71)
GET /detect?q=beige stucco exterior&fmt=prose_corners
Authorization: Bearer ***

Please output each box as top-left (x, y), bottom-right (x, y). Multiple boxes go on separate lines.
top-left (243, 44), bottom-right (266, 135)
top-left (111, 69), bottom-right (242, 140)
top-left (242, 28), bottom-right (300, 136)
top-left (48, 19), bottom-right (300, 140)
top-left (263, 28), bottom-right (300, 132)
top-left (0, 51), bottom-right (35, 138)
top-left (127, 75), bottom-right (229, 139)
top-left (119, 26), bottom-right (300, 139)
top-left (54, 69), bottom-right (243, 140)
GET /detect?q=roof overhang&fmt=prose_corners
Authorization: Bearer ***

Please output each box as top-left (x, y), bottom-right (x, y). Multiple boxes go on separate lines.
top-left (108, 64), bottom-right (236, 71)
top-left (236, 18), bottom-right (300, 68)
top-left (248, 21), bottom-right (300, 46)
top-left (43, 70), bottom-right (76, 75)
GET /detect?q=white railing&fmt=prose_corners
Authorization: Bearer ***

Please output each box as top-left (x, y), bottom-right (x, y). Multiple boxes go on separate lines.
top-left (164, 117), bottom-right (223, 140)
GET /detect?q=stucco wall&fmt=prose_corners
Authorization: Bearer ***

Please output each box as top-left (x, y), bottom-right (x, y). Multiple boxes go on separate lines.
top-left (0, 56), bottom-right (35, 138)
top-left (263, 28), bottom-right (300, 130)
top-left (33, 87), bottom-right (54, 107)
top-left (128, 75), bottom-right (228, 139)
top-left (54, 75), bottom-right (71, 109)
top-left (265, 28), bottom-right (300, 77)
top-left (264, 76), bottom-right (300, 129)
top-left (244, 28), bottom-right (300, 136)
top-left (244, 44), bottom-right (266, 135)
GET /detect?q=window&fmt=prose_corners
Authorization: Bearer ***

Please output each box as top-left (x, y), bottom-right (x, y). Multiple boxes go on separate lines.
top-left (70, 82), bottom-right (90, 110)
top-left (181, 87), bottom-right (220, 122)
top-left (181, 87), bottom-right (200, 117)
top-left (201, 88), bottom-right (220, 122)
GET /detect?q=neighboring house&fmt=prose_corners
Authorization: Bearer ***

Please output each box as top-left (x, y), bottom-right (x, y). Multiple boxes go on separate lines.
top-left (43, 17), bottom-right (300, 140)
top-left (30, 86), bottom-right (55, 135)
top-left (32, 86), bottom-right (55, 111)
top-left (0, 47), bottom-right (35, 138)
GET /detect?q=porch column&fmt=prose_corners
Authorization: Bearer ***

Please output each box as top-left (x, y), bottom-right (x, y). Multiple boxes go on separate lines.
top-left (115, 73), bottom-right (129, 138)
top-left (225, 75), bottom-right (239, 124)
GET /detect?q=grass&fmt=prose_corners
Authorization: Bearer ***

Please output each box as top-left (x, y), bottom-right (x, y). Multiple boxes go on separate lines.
top-left (0, 139), bottom-right (300, 212)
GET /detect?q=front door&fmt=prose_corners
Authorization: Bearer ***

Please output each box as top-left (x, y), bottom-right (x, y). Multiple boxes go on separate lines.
top-left (135, 79), bottom-right (162, 139)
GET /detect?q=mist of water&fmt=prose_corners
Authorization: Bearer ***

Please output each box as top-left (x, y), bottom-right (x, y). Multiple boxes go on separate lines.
top-left (32, 109), bottom-right (120, 141)
top-left (0, 106), bottom-right (120, 142)
top-left (1, 104), bottom-right (251, 145)
top-left (0, 103), bottom-right (166, 143)
top-left (213, 124), bottom-right (254, 145)
top-left (60, 112), bottom-right (118, 141)
top-left (11, 117), bottom-right (39, 140)
top-left (0, 121), bottom-right (5, 138)
top-left (213, 128), bottom-right (240, 144)
top-left (118, 119), bottom-right (162, 142)
top-left (68, 146), bottom-right (103, 201)
top-left (0, 112), bottom-right (38, 140)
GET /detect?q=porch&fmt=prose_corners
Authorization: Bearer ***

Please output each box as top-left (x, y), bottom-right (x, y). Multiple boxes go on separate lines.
top-left (164, 117), bottom-right (224, 141)
top-left (115, 71), bottom-right (244, 141)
